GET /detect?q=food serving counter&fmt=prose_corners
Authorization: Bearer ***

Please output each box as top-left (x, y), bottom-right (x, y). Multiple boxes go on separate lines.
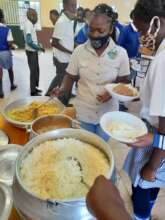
top-left (0, 107), bottom-right (76, 220)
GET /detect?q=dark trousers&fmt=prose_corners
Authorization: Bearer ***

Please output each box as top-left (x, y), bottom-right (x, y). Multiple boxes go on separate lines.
top-left (132, 185), bottom-right (160, 219)
top-left (46, 57), bottom-right (68, 96)
top-left (26, 50), bottom-right (40, 93)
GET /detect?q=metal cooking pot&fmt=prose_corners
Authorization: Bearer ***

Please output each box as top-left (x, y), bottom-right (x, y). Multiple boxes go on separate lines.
top-left (2, 96), bottom-right (65, 129)
top-left (13, 129), bottom-right (114, 220)
top-left (29, 114), bottom-right (80, 139)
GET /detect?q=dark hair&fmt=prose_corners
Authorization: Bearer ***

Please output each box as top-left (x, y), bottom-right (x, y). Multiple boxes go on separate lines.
top-left (77, 7), bottom-right (84, 12)
top-left (63, 0), bottom-right (70, 5)
top-left (93, 4), bottom-right (118, 42)
top-left (50, 9), bottom-right (59, 16)
top-left (0, 8), bottom-right (4, 22)
top-left (133, 0), bottom-right (165, 23)
top-left (94, 4), bottom-right (117, 24)
top-left (130, 10), bottom-right (134, 20)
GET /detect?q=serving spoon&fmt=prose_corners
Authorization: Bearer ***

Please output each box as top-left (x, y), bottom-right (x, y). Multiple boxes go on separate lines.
top-left (67, 157), bottom-right (90, 189)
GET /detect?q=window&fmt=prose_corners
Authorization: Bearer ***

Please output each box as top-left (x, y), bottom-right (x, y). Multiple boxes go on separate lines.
top-left (0, 0), bottom-right (19, 25)
top-left (18, 0), bottom-right (41, 30)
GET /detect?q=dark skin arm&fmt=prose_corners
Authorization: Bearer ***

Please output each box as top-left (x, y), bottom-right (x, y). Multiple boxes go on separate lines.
top-left (52, 73), bottom-right (77, 105)
top-left (52, 38), bottom-right (72, 54)
top-left (141, 117), bottom-right (165, 181)
top-left (86, 176), bottom-right (132, 220)
top-left (97, 75), bottom-right (130, 103)
top-left (115, 75), bottom-right (131, 84)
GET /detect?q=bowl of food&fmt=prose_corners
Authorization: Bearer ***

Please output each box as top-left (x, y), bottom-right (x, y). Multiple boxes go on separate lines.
top-left (2, 96), bottom-right (65, 129)
top-left (105, 83), bottom-right (139, 102)
top-left (13, 129), bottom-right (114, 220)
top-left (100, 111), bottom-right (148, 143)
top-left (30, 114), bottom-right (80, 138)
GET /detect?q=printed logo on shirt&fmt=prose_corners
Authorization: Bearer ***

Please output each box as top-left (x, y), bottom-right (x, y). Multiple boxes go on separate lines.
top-left (107, 49), bottom-right (118, 59)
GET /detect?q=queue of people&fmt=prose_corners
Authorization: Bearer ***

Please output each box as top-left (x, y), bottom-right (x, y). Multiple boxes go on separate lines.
top-left (1, 0), bottom-right (165, 219)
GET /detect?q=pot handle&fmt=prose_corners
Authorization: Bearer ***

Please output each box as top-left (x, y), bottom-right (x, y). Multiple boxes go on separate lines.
top-left (47, 199), bottom-right (74, 216)
top-left (71, 119), bottom-right (81, 129)
top-left (26, 125), bottom-right (31, 133)
top-left (47, 199), bottom-right (85, 209)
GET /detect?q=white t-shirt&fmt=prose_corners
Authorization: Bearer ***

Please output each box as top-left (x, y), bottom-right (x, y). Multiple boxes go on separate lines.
top-left (0, 23), bottom-right (13, 41)
top-left (23, 19), bottom-right (38, 52)
top-left (140, 39), bottom-right (165, 128)
top-left (52, 13), bottom-right (74, 63)
top-left (67, 39), bottom-right (130, 124)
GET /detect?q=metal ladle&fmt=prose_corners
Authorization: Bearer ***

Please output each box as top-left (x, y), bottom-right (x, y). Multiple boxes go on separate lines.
top-left (32, 97), bottom-right (54, 119)
top-left (67, 157), bottom-right (90, 189)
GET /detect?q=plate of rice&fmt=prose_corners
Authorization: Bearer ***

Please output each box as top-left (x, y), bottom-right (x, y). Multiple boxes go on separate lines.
top-left (105, 83), bottom-right (139, 102)
top-left (100, 111), bottom-right (148, 143)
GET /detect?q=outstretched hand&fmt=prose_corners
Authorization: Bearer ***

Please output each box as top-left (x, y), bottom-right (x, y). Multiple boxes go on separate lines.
top-left (86, 176), bottom-right (132, 220)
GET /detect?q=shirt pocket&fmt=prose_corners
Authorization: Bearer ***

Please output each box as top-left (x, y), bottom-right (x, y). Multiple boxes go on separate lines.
top-left (79, 60), bottom-right (98, 80)
top-left (101, 60), bottom-right (120, 82)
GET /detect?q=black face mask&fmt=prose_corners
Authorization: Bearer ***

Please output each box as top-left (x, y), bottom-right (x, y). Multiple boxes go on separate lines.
top-left (89, 35), bottom-right (110, 49)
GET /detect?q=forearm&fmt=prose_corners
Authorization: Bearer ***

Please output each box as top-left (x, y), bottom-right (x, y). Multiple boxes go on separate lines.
top-left (52, 39), bottom-right (72, 54)
top-left (96, 208), bottom-right (132, 220)
top-left (147, 148), bottom-right (165, 171)
top-left (26, 34), bottom-right (41, 51)
top-left (115, 75), bottom-right (131, 84)
top-left (58, 73), bottom-right (76, 105)
top-left (148, 115), bottom-right (165, 170)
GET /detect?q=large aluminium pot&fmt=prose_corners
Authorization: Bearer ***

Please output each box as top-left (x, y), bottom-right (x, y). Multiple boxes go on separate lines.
top-left (13, 129), bottom-right (114, 220)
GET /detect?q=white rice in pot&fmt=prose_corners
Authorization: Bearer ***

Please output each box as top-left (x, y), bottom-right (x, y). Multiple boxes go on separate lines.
top-left (20, 138), bottom-right (109, 200)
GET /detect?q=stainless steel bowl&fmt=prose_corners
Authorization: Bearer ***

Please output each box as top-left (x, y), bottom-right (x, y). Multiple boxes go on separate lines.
top-left (30, 114), bottom-right (80, 138)
top-left (13, 128), bottom-right (114, 220)
top-left (2, 96), bottom-right (65, 129)
top-left (0, 183), bottom-right (13, 220)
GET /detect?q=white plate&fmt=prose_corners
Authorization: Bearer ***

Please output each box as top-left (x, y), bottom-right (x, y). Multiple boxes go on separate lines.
top-left (105, 84), bottom-right (139, 102)
top-left (100, 111), bottom-right (148, 143)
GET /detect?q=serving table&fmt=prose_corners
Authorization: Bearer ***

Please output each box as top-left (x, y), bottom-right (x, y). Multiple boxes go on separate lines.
top-left (0, 107), bottom-right (76, 220)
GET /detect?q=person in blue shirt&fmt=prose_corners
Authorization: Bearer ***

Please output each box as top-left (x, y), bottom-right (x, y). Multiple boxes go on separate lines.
top-left (74, 8), bottom-right (92, 45)
top-left (0, 9), bottom-right (17, 98)
top-left (75, 6), bottom-right (122, 46)
top-left (117, 11), bottom-right (140, 59)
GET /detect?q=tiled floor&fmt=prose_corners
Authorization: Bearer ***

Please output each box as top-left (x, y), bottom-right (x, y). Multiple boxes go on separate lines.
top-left (1, 50), bottom-right (165, 219)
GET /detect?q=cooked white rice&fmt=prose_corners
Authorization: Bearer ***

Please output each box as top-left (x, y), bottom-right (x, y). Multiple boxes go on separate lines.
top-left (20, 138), bottom-right (109, 200)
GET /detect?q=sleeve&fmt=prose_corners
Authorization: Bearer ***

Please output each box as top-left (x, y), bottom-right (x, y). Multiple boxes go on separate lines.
top-left (52, 22), bottom-right (64, 40)
top-left (24, 21), bottom-right (32, 35)
top-left (149, 55), bottom-right (165, 117)
top-left (117, 29), bottom-right (126, 47)
top-left (153, 133), bottom-right (165, 150)
top-left (26, 34), bottom-right (40, 51)
top-left (75, 26), bottom-right (88, 44)
top-left (118, 48), bottom-right (130, 77)
top-left (66, 47), bottom-right (80, 76)
top-left (7, 29), bottom-right (13, 42)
